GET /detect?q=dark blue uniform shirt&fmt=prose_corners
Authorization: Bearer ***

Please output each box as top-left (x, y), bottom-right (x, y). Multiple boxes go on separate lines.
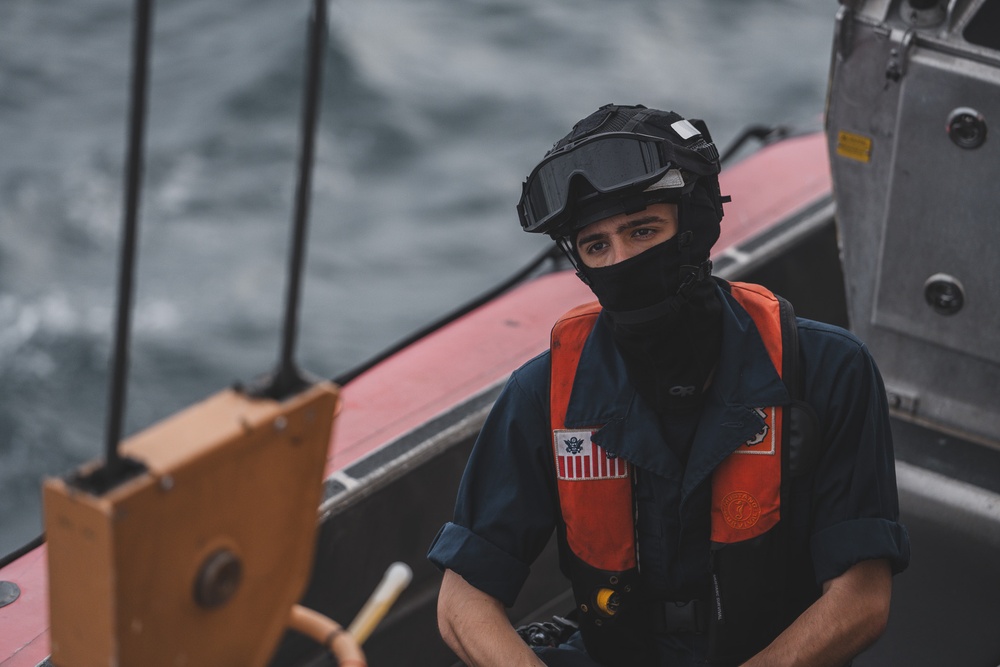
top-left (428, 286), bottom-right (910, 663)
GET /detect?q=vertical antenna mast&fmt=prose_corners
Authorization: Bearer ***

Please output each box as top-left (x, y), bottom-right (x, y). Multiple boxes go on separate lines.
top-left (82, 0), bottom-right (155, 491)
top-left (106, 0), bottom-right (153, 472)
top-left (251, 0), bottom-right (327, 400)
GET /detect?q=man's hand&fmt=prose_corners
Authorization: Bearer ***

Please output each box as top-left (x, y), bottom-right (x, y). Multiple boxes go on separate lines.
top-left (742, 558), bottom-right (892, 667)
top-left (437, 569), bottom-right (546, 667)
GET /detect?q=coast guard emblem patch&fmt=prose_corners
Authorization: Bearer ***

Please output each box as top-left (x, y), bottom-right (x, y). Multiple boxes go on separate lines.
top-left (553, 429), bottom-right (629, 481)
top-left (736, 407), bottom-right (776, 455)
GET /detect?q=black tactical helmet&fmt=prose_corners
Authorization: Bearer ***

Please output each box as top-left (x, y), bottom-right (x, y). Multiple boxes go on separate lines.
top-left (517, 104), bottom-right (728, 269)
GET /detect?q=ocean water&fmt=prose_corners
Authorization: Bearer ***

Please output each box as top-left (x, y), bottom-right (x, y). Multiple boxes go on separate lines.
top-left (0, 0), bottom-right (835, 556)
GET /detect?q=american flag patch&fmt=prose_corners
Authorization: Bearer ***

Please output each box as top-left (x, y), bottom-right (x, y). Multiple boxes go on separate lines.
top-left (554, 429), bottom-right (629, 480)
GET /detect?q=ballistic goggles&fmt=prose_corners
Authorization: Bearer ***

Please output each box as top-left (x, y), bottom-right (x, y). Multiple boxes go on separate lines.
top-left (517, 132), bottom-right (721, 237)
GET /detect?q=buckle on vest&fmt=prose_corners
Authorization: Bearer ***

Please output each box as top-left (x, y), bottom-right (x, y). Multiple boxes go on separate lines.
top-left (649, 599), bottom-right (706, 635)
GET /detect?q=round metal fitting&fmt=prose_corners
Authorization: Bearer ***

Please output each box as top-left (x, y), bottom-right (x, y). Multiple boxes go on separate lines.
top-left (193, 549), bottom-right (243, 608)
top-left (0, 581), bottom-right (21, 609)
top-left (947, 108), bottom-right (987, 149)
top-left (595, 588), bottom-right (622, 617)
top-left (924, 273), bottom-right (965, 316)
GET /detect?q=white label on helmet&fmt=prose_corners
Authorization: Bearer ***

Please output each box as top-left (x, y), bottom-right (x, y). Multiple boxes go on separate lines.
top-left (671, 119), bottom-right (700, 140)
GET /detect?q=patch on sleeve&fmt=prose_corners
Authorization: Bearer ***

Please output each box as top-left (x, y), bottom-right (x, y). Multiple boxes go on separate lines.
top-left (553, 429), bottom-right (629, 480)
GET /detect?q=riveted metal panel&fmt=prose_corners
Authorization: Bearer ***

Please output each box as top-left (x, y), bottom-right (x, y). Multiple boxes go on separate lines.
top-left (827, 0), bottom-right (1000, 445)
top-left (873, 51), bottom-right (1000, 363)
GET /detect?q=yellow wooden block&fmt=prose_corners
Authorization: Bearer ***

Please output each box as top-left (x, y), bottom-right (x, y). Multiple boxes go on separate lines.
top-left (44, 382), bottom-right (339, 667)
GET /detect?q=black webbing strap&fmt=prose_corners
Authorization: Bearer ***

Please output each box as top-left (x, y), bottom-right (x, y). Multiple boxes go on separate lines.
top-left (776, 294), bottom-right (821, 479)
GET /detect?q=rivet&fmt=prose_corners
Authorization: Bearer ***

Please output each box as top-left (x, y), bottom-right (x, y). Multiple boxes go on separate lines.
top-left (947, 107), bottom-right (987, 150)
top-left (273, 416), bottom-right (288, 431)
top-left (609, 576), bottom-right (619, 585)
top-left (159, 475), bottom-right (174, 491)
top-left (580, 603), bottom-right (588, 613)
top-left (924, 273), bottom-right (965, 315)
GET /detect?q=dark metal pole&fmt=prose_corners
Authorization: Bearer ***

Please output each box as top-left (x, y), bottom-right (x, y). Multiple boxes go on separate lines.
top-left (254, 0), bottom-right (327, 399)
top-left (103, 0), bottom-right (154, 480)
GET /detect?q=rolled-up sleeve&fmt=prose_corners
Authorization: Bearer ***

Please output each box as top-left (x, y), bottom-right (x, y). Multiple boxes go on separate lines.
top-left (800, 322), bottom-right (911, 585)
top-left (427, 354), bottom-right (560, 607)
top-left (811, 517), bottom-right (909, 584)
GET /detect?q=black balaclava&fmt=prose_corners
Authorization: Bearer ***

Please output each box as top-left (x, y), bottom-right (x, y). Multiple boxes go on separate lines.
top-left (576, 182), bottom-right (723, 416)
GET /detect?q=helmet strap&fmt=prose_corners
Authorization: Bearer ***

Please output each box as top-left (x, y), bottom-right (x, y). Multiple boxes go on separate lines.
top-left (555, 236), bottom-right (590, 285)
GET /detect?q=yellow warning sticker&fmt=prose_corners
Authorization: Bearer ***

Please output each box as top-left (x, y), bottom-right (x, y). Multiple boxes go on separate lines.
top-left (836, 131), bottom-right (873, 163)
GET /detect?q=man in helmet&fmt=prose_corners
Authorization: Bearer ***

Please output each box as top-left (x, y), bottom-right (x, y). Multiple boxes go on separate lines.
top-left (427, 104), bottom-right (909, 666)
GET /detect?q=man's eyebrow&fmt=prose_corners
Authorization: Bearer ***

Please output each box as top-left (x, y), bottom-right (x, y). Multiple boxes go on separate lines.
top-left (621, 215), bottom-right (665, 230)
top-left (576, 216), bottom-right (669, 247)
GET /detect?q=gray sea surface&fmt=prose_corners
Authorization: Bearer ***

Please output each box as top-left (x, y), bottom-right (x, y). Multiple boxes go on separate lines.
top-left (0, 0), bottom-right (835, 556)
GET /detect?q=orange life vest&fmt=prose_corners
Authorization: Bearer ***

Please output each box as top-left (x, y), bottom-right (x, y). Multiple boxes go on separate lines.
top-left (549, 282), bottom-right (799, 666)
top-left (550, 282), bottom-right (785, 571)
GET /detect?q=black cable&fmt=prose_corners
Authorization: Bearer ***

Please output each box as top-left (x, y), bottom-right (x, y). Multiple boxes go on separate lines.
top-left (334, 245), bottom-right (565, 386)
top-left (719, 125), bottom-right (789, 165)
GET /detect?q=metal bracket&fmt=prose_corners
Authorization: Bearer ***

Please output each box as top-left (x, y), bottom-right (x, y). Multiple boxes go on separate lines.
top-left (835, 5), bottom-right (856, 62)
top-left (886, 385), bottom-right (920, 415)
top-left (886, 28), bottom-right (916, 81)
top-left (944, 0), bottom-right (961, 32)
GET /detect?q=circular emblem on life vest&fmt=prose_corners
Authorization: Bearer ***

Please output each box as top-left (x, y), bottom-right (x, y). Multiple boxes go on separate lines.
top-left (722, 491), bottom-right (761, 530)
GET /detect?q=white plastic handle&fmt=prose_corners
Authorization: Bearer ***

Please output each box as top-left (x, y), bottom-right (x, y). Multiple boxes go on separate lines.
top-left (347, 562), bottom-right (413, 645)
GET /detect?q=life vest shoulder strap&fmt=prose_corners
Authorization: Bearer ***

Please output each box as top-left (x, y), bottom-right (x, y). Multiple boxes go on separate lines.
top-left (772, 287), bottom-right (822, 479)
top-left (550, 301), bottom-right (602, 431)
top-left (711, 282), bottom-right (787, 544)
top-left (550, 301), bottom-right (636, 572)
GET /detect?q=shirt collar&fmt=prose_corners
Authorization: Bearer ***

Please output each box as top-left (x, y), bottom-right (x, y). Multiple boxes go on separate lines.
top-left (562, 284), bottom-right (791, 487)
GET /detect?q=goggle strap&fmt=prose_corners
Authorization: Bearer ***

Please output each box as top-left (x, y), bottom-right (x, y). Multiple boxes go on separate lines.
top-left (555, 237), bottom-right (588, 283)
top-left (621, 109), bottom-right (654, 133)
